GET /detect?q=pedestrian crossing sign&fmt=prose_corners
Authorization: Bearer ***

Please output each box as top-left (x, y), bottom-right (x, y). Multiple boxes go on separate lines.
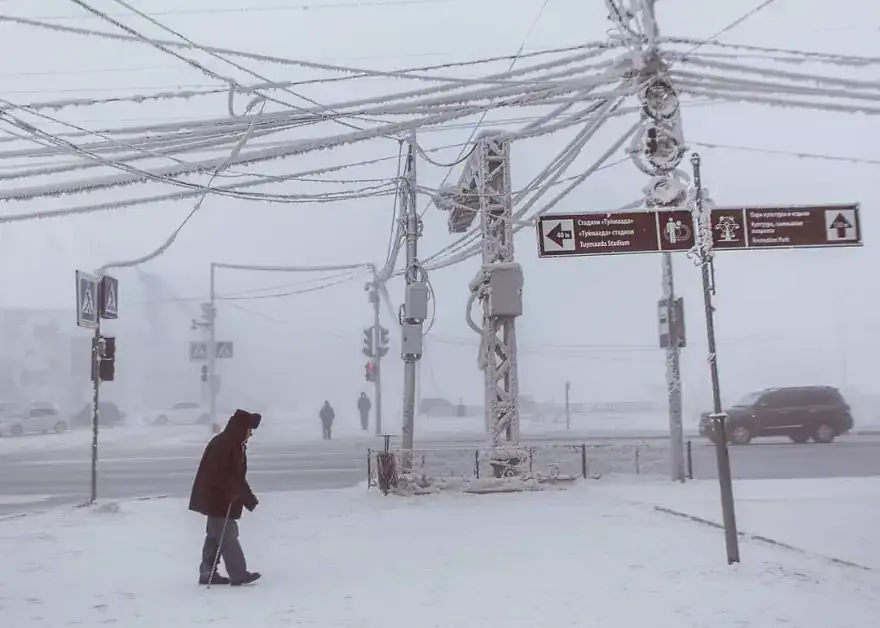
top-left (76, 270), bottom-right (99, 329)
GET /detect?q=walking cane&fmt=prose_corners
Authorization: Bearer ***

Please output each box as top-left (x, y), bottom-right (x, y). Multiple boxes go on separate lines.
top-left (206, 502), bottom-right (232, 589)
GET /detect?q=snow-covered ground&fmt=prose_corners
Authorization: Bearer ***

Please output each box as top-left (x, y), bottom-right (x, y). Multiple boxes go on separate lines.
top-left (614, 476), bottom-right (880, 570)
top-left (2, 478), bottom-right (879, 627)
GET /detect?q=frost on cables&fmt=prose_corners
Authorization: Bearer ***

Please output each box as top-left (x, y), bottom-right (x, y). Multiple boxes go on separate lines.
top-left (3, 15), bottom-right (623, 84)
top-left (0, 58), bottom-right (627, 172)
top-left (661, 36), bottom-right (880, 68)
top-left (20, 49), bottom-right (625, 147)
top-left (18, 45), bottom-right (623, 115)
top-left (1, 79), bottom-right (629, 203)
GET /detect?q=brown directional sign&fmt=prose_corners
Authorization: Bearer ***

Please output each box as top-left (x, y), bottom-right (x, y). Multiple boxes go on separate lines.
top-left (537, 209), bottom-right (695, 258)
top-left (710, 203), bottom-right (861, 250)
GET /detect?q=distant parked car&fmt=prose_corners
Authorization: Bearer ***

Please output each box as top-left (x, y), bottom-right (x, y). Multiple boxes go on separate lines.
top-left (0, 401), bottom-right (67, 437)
top-left (70, 402), bottom-right (125, 428)
top-left (143, 401), bottom-right (211, 426)
top-left (699, 386), bottom-right (854, 445)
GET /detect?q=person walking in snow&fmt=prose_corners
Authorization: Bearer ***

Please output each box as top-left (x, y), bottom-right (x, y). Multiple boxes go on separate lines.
top-left (357, 392), bottom-right (371, 431)
top-left (320, 400), bottom-right (335, 440)
top-left (189, 409), bottom-right (263, 586)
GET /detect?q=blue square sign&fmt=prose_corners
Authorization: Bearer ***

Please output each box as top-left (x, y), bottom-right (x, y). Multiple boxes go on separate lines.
top-left (76, 270), bottom-right (99, 328)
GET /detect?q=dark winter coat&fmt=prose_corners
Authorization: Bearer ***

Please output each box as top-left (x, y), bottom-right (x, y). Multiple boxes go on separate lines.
top-left (189, 409), bottom-right (261, 520)
top-left (357, 395), bottom-right (371, 415)
top-left (320, 403), bottom-right (335, 426)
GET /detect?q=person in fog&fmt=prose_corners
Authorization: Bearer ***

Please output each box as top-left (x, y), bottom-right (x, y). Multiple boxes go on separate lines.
top-left (189, 409), bottom-right (262, 586)
top-left (357, 392), bottom-right (371, 431)
top-left (320, 400), bottom-right (335, 440)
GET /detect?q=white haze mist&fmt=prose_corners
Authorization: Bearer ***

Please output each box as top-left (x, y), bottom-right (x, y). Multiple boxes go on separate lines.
top-left (0, 0), bottom-right (877, 428)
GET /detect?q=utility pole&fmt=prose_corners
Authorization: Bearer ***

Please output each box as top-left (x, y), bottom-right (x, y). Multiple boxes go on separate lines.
top-left (662, 253), bottom-right (686, 483)
top-left (564, 380), bottom-right (571, 431)
top-left (692, 152), bottom-right (740, 564)
top-left (611, 0), bottom-right (687, 482)
top-left (399, 135), bottom-right (429, 468)
top-left (435, 131), bottom-right (524, 474)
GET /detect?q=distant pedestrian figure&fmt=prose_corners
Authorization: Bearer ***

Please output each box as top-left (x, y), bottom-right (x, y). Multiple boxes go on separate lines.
top-left (320, 400), bottom-right (335, 440)
top-left (357, 392), bottom-right (371, 431)
top-left (189, 409), bottom-right (262, 586)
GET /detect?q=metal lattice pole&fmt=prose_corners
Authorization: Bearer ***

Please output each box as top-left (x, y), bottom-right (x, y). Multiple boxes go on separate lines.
top-left (437, 130), bottom-right (524, 473)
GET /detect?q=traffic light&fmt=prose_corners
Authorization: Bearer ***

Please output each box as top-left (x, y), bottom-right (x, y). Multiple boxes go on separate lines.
top-left (362, 327), bottom-right (374, 358)
top-left (365, 360), bottom-right (376, 382)
top-left (201, 365), bottom-right (208, 383)
top-left (98, 336), bottom-right (116, 382)
top-left (377, 325), bottom-right (390, 357)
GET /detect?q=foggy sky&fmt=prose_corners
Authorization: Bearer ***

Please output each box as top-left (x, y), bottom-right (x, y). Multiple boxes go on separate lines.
top-left (0, 0), bottom-right (877, 426)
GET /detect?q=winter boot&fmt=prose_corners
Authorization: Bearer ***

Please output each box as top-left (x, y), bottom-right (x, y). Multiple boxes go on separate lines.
top-left (230, 571), bottom-right (261, 586)
top-left (199, 573), bottom-right (230, 585)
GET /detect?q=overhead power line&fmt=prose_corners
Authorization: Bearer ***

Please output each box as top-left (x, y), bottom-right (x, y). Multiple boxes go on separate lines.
top-left (28, 0), bottom-right (464, 21)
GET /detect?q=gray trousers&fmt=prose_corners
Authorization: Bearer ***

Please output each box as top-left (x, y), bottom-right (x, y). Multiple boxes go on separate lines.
top-left (200, 516), bottom-right (247, 581)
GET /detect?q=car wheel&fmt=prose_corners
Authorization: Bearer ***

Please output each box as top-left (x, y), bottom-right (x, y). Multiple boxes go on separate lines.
top-left (789, 431), bottom-right (810, 444)
top-left (154, 415), bottom-right (168, 426)
top-left (54, 421), bottom-right (67, 433)
top-left (729, 424), bottom-right (752, 445)
top-left (812, 423), bottom-right (836, 443)
top-left (10, 424), bottom-right (23, 437)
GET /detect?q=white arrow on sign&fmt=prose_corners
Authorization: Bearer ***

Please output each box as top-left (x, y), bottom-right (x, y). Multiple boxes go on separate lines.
top-left (540, 218), bottom-right (576, 252)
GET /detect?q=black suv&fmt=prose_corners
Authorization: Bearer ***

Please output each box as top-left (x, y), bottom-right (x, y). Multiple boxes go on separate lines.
top-left (699, 386), bottom-right (854, 445)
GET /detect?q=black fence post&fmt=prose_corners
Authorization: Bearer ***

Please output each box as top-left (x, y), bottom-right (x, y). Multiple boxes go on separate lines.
top-left (580, 444), bottom-right (587, 478)
top-left (474, 450), bottom-right (480, 479)
top-left (634, 446), bottom-right (641, 475)
top-left (367, 448), bottom-right (372, 490)
top-left (686, 440), bottom-right (694, 479)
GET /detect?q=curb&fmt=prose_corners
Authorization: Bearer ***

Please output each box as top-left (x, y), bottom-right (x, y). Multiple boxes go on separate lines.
top-left (653, 505), bottom-right (873, 572)
top-left (0, 494), bottom-right (171, 523)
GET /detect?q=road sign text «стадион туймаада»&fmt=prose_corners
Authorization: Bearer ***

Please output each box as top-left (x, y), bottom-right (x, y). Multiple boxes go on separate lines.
top-left (710, 203), bottom-right (861, 250)
top-left (536, 209), bottom-right (695, 258)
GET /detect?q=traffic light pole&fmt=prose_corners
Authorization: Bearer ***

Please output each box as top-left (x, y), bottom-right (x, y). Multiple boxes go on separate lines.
top-left (90, 312), bottom-right (101, 505)
top-left (371, 280), bottom-right (383, 436)
top-left (208, 263), bottom-right (218, 434)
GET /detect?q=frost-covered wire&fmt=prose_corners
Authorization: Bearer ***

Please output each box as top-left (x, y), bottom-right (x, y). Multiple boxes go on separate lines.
top-left (102, 0), bottom-right (379, 130)
top-left (218, 273), bottom-right (360, 301)
top-left (2, 15), bottom-right (620, 86)
top-left (99, 104), bottom-right (263, 273)
top-left (0, 75), bottom-right (630, 205)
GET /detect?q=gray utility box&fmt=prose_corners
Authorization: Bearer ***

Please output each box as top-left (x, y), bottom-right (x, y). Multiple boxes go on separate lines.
top-left (404, 281), bottom-right (430, 321)
top-left (486, 264), bottom-right (524, 317)
top-left (400, 323), bottom-right (423, 357)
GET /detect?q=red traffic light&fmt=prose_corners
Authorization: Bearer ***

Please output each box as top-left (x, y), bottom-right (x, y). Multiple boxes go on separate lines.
top-left (365, 360), bottom-right (376, 382)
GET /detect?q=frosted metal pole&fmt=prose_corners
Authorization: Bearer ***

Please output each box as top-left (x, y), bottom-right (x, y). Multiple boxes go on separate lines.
top-left (663, 253), bottom-right (685, 482)
top-left (400, 139), bottom-right (420, 466)
top-left (372, 280), bottom-right (383, 436)
top-left (692, 152), bottom-right (740, 564)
